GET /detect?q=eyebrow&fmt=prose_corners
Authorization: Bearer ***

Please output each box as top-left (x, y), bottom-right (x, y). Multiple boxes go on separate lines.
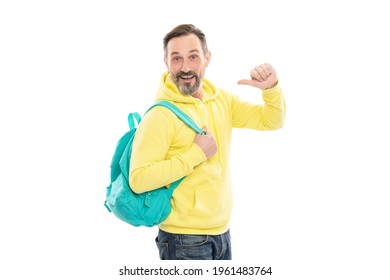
top-left (170, 49), bottom-right (200, 56)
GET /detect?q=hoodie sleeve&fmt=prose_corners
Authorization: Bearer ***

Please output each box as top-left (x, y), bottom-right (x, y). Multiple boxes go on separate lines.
top-left (231, 84), bottom-right (286, 130)
top-left (129, 107), bottom-right (207, 194)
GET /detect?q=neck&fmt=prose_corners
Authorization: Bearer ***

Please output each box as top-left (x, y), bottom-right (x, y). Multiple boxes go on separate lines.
top-left (191, 89), bottom-right (203, 100)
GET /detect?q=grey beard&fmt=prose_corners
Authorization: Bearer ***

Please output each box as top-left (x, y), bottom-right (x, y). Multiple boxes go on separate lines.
top-left (178, 80), bottom-right (200, 95)
top-left (172, 71), bottom-right (201, 96)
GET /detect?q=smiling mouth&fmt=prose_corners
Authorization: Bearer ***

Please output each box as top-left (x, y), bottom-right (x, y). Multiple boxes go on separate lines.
top-left (180, 75), bottom-right (195, 80)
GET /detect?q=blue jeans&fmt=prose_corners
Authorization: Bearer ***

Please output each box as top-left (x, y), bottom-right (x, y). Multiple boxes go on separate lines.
top-left (155, 229), bottom-right (232, 260)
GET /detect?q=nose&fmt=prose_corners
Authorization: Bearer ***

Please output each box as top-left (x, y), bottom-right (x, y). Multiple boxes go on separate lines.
top-left (181, 59), bottom-right (191, 73)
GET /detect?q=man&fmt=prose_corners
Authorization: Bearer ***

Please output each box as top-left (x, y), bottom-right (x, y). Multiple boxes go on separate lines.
top-left (130, 24), bottom-right (285, 260)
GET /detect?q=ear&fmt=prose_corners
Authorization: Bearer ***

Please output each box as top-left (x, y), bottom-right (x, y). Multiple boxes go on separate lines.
top-left (164, 56), bottom-right (168, 68)
top-left (204, 51), bottom-right (211, 67)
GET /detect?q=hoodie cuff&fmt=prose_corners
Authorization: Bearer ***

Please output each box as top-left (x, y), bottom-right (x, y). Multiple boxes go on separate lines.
top-left (262, 83), bottom-right (281, 97)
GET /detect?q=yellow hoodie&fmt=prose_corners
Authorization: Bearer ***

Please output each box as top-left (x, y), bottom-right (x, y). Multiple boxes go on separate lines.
top-left (130, 71), bottom-right (285, 235)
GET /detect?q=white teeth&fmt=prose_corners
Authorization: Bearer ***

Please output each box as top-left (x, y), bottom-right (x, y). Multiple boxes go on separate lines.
top-left (181, 75), bottom-right (194, 79)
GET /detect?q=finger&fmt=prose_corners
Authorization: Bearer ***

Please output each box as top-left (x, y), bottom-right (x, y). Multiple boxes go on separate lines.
top-left (254, 66), bottom-right (268, 81)
top-left (250, 69), bottom-right (264, 82)
top-left (261, 63), bottom-right (272, 77)
top-left (267, 64), bottom-right (277, 83)
top-left (237, 79), bottom-right (260, 87)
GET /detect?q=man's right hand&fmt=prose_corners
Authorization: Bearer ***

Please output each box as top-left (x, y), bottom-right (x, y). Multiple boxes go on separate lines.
top-left (193, 126), bottom-right (217, 159)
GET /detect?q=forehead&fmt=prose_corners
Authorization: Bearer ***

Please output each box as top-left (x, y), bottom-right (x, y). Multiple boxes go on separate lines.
top-left (166, 34), bottom-right (203, 56)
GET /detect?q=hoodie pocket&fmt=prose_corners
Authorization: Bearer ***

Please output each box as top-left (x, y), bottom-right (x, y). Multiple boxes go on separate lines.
top-left (189, 184), bottom-right (232, 229)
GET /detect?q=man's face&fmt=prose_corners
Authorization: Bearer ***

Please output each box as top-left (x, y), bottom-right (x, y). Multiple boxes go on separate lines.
top-left (164, 34), bottom-right (210, 96)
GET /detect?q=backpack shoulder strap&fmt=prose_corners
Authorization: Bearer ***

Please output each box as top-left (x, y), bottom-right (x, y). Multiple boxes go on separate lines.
top-left (128, 112), bottom-right (141, 130)
top-left (146, 100), bottom-right (206, 135)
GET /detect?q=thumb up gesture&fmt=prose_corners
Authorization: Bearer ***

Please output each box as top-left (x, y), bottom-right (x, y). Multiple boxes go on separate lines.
top-left (238, 63), bottom-right (278, 90)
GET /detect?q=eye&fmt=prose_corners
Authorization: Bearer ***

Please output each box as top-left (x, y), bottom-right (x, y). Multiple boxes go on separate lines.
top-left (172, 56), bottom-right (182, 63)
top-left (190, 55), bottom-right (199, 61)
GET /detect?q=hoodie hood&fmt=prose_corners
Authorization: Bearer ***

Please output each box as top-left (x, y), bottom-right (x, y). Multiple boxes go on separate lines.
top-left (155, 71), bottom-right (219, 103)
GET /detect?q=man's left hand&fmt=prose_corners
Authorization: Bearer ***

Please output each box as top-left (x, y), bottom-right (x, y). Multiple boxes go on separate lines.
top-left (237, 63), bottom-right (278, 90)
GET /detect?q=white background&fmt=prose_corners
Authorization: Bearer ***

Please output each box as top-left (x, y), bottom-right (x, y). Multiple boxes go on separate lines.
top-left (1, 0), bottom-right (389, 279)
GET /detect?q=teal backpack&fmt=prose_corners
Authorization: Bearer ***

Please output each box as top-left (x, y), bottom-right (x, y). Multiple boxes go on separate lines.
top-left (104, 100), bottom-right (205, 227)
